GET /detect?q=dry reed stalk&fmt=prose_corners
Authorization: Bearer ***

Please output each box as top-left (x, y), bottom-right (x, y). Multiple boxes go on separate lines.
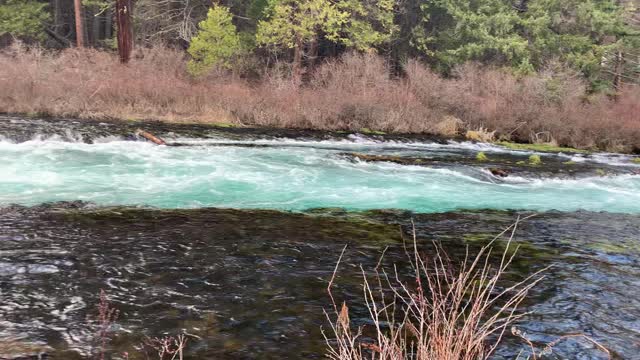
top-left (323, 217), bottom-right (549, 360)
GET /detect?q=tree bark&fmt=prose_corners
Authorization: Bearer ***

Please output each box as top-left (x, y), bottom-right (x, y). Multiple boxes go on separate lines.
top-left (613, 50), bottom-right (624, 92)
top-left (116, 0), bottom-right (134, 63)
top-left (74, 0), bottom-right (85, 47)
top-left (52, 0), bottom-right (62, 36)
top-left (136, 129), bottom-right (166, 145)
top-left (44, 27), bottom-right (71, 46)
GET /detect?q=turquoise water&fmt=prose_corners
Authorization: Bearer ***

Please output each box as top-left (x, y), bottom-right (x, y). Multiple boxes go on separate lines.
top-left (1, 137), bottom-right (640, 213)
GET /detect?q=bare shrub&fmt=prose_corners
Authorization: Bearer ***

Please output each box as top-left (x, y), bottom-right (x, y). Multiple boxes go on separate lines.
top-left (324, 220), bottom-right (548, 360)
top-left (89, 290), bottom-right (189, 360)
top-left (92, 290), bottom-right (119, 360)
top-left (432, 116), bottom-right (463, 137)
top-left (1, 45), bottom-right (639, 151)
top-left (140, 335), bottom-right (188, 360)
top-left (466, 128), bottom-right (496, 142)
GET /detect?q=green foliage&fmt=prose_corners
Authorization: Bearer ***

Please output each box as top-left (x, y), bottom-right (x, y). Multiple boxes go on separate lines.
top-left (360, 128), bottom-right (386, 135)
top-left (497, 141), bottom-right (589, 154)
top-left (528, 154), bottom-right (542, 165)
top-left (1, 0), bottom-right (635, 92)
top-left (416, 0), bottom-right (635, 85)
top-left (339, 0), bottom-right (398, 52)
top-left (256, 0), bottom-right (348, 50)
top-left (426, 0), bottom-right (530, 71)
top-left (248, 0), bottom-right (270, 21)
top-left (521, 0), bottom-right (632, 84)
top-left (0, 0), bottom-right (49, 40)
top-left (257, 0), bottom-right (398, 64)
top-left (187, 5), bottom-right (242, 75)
top-left (476, 152), bottom-right (488, 161)
top-left (632, 158), bottom-right (640, 164)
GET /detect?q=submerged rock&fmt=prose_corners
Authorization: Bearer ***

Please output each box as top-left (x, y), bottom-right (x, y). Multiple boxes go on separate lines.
top-left (344, 152), bottom-right (432, 166)
top-left (340, 150), bottom-right (639, 180)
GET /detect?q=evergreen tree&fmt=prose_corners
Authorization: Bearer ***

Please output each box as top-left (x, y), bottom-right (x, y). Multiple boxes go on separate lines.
top-left (522, 0), bottom-right (636, 86)
top-left (339, 0), bottom-right (398, 52)
top-left (423, 0), bottom-right (531, 72)
top-left (187, 5), bottom-right (242, 75)
top-left (0, 0), bottom-right (49, 41)
top-left (256, 0), bottom-right (348, 79)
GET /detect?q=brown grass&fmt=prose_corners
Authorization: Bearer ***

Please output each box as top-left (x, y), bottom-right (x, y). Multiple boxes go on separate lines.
top-left (323, 220), bottom-right (611, 360)
top-left (324, 219), bottom-right (547, 360)
top-left (1, 44), bottom-right (639, 152)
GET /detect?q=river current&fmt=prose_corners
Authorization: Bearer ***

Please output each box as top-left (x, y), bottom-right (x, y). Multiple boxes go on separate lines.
top-left (1, 131), bottom-right (640, 213)
top-left (0, 117), bottom-right (639, 359)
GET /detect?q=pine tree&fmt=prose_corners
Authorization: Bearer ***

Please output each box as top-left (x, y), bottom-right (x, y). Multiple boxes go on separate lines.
top-left (187, 5), bottom-right (242, 75)
top-left (256, 0), bottom-right (348, 80)
top-left (0, 0), bottom-right (49, 41)
top-left (425, 0), bottom-right (530, 72)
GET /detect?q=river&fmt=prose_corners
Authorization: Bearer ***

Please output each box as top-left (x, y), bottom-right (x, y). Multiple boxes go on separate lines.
top-left (0, 116), bottom-right (639, 359)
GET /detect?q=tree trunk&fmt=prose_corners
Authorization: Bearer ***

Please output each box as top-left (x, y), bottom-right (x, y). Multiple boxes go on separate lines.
top-left (613, 50), bottom-right (624, 92)
top-left (104, 9), bottom-right (112, 40)
top-left (293, 34), bottom-right (304, 85)
top-left (116, 0), bottom-right (134, 63)
top-left (92, 11), bottom-right (102, 46)
top-left (307, 36), bottom-right (319, 76)
top-left (52, 0), bottom-right (62, 35)
top-left (74, 0), bottom-right (85, 47)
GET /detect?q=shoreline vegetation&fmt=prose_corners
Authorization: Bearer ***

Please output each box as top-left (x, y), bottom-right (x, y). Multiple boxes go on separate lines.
top-left (324, 223), bottom-right (610, 360)
top-left (1, 45), bottom-right (639, 154)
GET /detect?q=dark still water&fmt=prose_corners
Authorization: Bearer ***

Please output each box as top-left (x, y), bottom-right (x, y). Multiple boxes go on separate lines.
top-left (0, 205), bottom-right (638, 359)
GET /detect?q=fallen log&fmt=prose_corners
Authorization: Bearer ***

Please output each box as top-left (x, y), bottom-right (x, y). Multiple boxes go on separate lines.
top-left (135, 129), bottom-right (166, 145)
top-left (489, 167), bottom-right (510, 177)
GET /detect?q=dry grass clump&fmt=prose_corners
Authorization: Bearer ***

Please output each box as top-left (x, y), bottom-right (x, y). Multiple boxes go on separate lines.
top-left (1, 45), bottom-right (639, 152)
top-left (432, 116), bottom-right (463, 137)
top-left (324, 221), bottom-right (546, 360)
top-left (466, 128), bottom-right (496, 142)
top-left (0, 44), bottom-right (238, 124)
top-left (323, 221), bottom-right (611, 359)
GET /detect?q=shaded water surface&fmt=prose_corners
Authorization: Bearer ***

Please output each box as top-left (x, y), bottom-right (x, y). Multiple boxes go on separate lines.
top-left (0, 205), bottom-right (639, 359)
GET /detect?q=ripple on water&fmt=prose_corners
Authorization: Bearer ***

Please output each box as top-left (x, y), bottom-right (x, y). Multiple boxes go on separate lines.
top-left (0, 207), bottom-right (638, 358)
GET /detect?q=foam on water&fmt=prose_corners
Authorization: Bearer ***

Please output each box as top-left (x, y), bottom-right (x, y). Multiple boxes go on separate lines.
top-left (1, 137), bottom-right (639, 213)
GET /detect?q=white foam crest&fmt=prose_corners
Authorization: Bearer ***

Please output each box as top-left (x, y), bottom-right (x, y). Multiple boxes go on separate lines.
top-left (500, 173), bottom-right (640, 191)
top-left (590, 153), bottom-right (640, 167)
top-left (1, 137), bottom-right (639, 213)
top-left (0, 132), bottom-right (126, 145)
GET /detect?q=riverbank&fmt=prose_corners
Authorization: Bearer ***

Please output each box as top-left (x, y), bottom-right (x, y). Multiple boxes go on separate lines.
top-left (1, 46), bottom-right (639, 153)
